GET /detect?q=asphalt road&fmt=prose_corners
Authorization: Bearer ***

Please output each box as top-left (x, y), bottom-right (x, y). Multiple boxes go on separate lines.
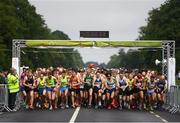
top-left (0, 108), bottom-right (180, 122)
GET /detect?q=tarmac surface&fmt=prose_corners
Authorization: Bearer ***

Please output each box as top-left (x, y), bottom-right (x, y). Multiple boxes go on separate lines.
top-left (0, 107), bottom-right (180, 122)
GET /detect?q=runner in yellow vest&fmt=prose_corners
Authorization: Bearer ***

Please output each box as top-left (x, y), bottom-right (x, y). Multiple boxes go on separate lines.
top-left (37, 73), bottom-right (46, 108)
top-left (59, 70), bottom-right (69, 109)
top-left (126, 74), bottom-right (134, 110)
top-left (45, 71), bottom-right (58, 110)
top-left (7, 68), bottom-right (19, 110)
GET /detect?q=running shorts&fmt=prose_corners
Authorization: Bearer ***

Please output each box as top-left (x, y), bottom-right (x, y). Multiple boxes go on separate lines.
top-left (93, 86), bottom-right (101, 93)
top-left (84, 84), bottom-right (92, 91)
top-left (60, 87), bottom-right (68, 93)
top-left (106, 88), bottom-right (116, 95)
top-left (70, 88), bottom-right (80, 94)
top-left (147, 89), bottom-right (155, 96)
top-left (38, 88), bottom-right (45, 95)
top-left (46, 87), bottom-right (55, 92)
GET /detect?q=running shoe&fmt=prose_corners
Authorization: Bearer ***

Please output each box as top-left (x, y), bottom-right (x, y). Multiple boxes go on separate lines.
top-left (98, 104), bottom-right (102, 109)
top-left (12, 108), bottom-right (17, 112)
top-left (36, 103), bottom-right (39, 108)
top-left (138, 104), bottom-right (142, 110)
top-left (65, 105), bottom-right (69, 109)
top-left (26, 105), bottom-right (29, 109)
top-left (22, 102), bottom-right (26, 108)
top-left (76, 100), bottom-right (79, 107)
top-left (118, 105), bottom-right (123, 110)
top-left (128, 105), bottom-right (131, 110)
top-left (72, 105), bottom-right (75, 109)
top-left (143, 104), bottom-right (147, 109)
top-left (49, 105), bottom-right (53, 110)
top-left (153, 104), bottom-right (157, 109)
top-left (29, 106), bottom-right (34, 110)
top-left (111, 103), bottom-right (117, 109)
top-left (38, 104), bottom-right (41, 108)
top-left (107, 105), bottom-right (111, 110)
top-left (150, 106), bottom-right (154, 111)
top-left (54, 106), bottom-right (58, 109)
top-left (61, 105), bottom-right (65, 109)
top-left (95, 105), bottom-right (98, 109)
top-left (87, 105), bottom-right (92, 109)
top-left (83, 103), bottom-right (87, 108)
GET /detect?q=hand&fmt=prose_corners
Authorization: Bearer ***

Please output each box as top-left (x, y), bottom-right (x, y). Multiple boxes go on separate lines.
top-left (56, 85), bottom-right (59, 89)
top-left (31, 86), bottom-right (34, 89)
top-left (161, 91), bottom-right (165, 94)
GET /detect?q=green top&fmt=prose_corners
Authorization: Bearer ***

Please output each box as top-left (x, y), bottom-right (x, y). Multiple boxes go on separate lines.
top-left (46, 76), bottom-right (56, 87)
top-left (38, 77), bottom-right (45, 88)
top-left (60, 76), bottom-right (68, 88)
top-left (84, 75), bottom-right (93, 86)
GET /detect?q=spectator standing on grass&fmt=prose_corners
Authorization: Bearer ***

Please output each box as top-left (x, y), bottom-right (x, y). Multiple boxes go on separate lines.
top-left (7, 68), bottom-right (20, 111)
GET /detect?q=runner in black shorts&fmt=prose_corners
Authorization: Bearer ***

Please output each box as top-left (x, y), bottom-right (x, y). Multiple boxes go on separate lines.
top-left (126, 74), bottom-right (134, 109)
top-left (155, 75), bottom-right (167, 109)
top-left (116, 74), bottom-right (128, 110)
top-left (69, 70), bottom-right (81, 108)
top-left (105, 72), bottom-right (116, 109)
top-left (23, 70), bottom-right (35, 109)
top-left (84, 69), bottom-right (94, 108)
top-left (134, 74), bottom-right (144, 110)
top-left (77, 69), bottom-right (85, 106)
top-left (93, 71), bottom-right (104, 109)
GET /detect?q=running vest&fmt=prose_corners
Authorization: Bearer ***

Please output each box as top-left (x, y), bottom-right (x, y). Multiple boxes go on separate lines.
top-left (156, 80), bottom-right (166, 90)
top-left (7, 73), bottom-right (19, 93)
top-left (60, 76), bottom-right (68, 88)
top-left (38, 77), bottom-right (45, 88)
top-left (79, 74), bottom-right (84, 88)
top-left (107, 79), bottom-right (115, 89)
top-left (136, 78), bottom-right (143, 88)
top-left (127, 79), bottom-right (134, 87)
top-left (70, 76), bottom-right (80, 89)
top-left (46, 76), bottom-right (55, 87)
top-left (26, 76), bottom-right (34, 86)
top-left (148, 81), bottom-right (156, 90)
top-left (84, 75), bottom-right (93, 86)
top-left (94, 78), bottom-right (102, 88)
top-left (119, 79), bottom-right (126, 86)
top-left (142, 77), bottom-right (148, 90)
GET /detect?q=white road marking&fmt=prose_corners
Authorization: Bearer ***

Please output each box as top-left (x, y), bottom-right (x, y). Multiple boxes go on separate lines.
top-left (69, 107), bottom-right (80, 123)
top-left (149, 111), bottom-right (168, 123)
top-left (161, 118), bottom-right (168, 123)
top-left (150, 111), bottom-right (154, 114)
top-left (0, 112), bottom-right (3, 115)
top-left (155, 114), bottom-right (160, 118)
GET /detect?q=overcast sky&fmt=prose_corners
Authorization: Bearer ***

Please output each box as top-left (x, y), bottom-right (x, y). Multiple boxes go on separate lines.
top-left (29, 0), bottom-right (165, 64)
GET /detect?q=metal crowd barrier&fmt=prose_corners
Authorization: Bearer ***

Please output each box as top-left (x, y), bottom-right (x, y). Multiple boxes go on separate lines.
top-left (0, 84), bottom-right (12, 112)
top-left (14, 92), bottom-right (24, 111)
top-left (164, 85), bottom-right (180, 114)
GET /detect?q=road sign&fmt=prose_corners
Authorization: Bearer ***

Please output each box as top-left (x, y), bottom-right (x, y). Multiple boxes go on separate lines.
top-left (80, 31), bottom-right (109, 38)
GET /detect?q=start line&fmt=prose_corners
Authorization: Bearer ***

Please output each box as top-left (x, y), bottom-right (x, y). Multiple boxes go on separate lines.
top-left (0, 107), bottom-right (180, 122)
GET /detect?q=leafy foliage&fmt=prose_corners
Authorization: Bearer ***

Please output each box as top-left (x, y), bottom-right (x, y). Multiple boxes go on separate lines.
top-left (108, 0), bottom-right (180, 72)
top-left (0, 0), bottom-right (83, 70)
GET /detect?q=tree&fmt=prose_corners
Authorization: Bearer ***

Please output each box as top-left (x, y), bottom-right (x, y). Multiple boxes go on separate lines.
top-left (51, 30), bottom-right (70, 40)
top-left (138, 0), bottom-right (180, 71)
top-left (0, 37), bottom-right (7, 71)
top-left (108, 0), bottom-right (180, 72)
top-left (0, 0), bottom-right (84, 70)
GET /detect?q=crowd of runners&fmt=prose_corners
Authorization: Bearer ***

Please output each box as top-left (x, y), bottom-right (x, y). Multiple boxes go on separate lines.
top-left (19, 65), bottom-right (167, 111)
